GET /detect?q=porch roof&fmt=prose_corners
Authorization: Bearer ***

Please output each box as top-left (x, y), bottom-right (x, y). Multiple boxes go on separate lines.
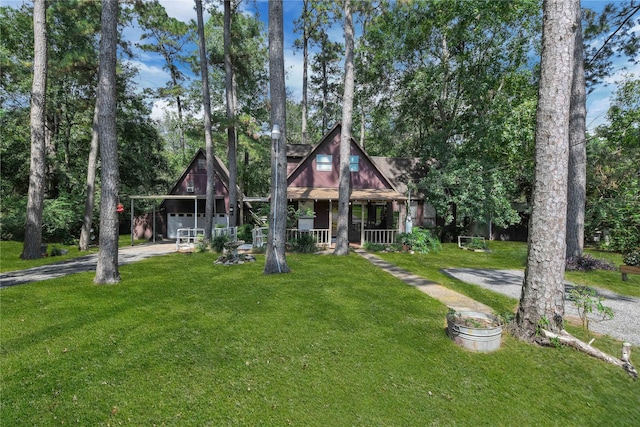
top-left (287, 187), bottom-right (407, 202)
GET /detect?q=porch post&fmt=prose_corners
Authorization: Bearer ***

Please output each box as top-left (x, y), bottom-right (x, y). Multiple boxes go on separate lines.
top-left (329, 201), bottom-right (333, 247)
top-left (130, 198), bottom-right (134, 246)
top-left (360, 201), bottom-right (365, 246)
top-left (152, 203), bottom-right (156, 243)
top-left (195, 197), bottom-right (198, 229)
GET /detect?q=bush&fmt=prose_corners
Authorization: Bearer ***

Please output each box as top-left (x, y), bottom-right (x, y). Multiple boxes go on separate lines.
top-left (565, 255), bottom-right (616, 272)
top-left (623, 250), bottom-right (640, 267)
top-left (395, 228), bottom-right (441, 254)
top-left (211, 234), bottom-right (229, 253)
top-left (288, 233), bottom-right (317, 253)
top-left (237, 224), bottom-right (253, 243)
top-left (364, 242), bottom-right (387, 252)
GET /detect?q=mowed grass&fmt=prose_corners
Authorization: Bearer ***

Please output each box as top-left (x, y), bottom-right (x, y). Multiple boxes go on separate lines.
top-left (1, 251), bottom-right (639, 426)
top-left (0, 236), bottom-right (149, 273)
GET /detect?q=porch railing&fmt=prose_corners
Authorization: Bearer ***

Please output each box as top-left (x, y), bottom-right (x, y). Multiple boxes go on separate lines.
top-left (286, 229), bottom-right (331, 247)
top-left (364, 229), bottom-right (398, 245)
top-left (212, 226), bottom-right (238, 242)
top-left (252, 227), bottom-right (399, 247)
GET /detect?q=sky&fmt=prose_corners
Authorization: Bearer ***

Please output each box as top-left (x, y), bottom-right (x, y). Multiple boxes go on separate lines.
top-left (4, 0), bottom-right (638, 131)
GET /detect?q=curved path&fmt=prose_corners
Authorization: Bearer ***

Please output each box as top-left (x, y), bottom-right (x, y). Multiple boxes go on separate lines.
top-left (0, 243), bottom-right (176, 288)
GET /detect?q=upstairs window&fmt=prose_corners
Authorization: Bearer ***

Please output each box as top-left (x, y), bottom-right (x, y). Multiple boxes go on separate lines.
top-left (316, 154), bottom-right (332, 171)
top-left (197, 158), bottom-right (206, 170)
top-left (350, 155), bottom-right (360, 172)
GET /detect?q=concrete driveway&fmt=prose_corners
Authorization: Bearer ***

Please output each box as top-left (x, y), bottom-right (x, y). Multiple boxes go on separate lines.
top-left (443, 268), bottom-right (640, 347)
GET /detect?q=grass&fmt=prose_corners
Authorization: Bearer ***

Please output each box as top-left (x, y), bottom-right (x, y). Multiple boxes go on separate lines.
top-left (1, 249), bottom-right (639, 425)
top-left (0, 236), bottom-right (148, 273)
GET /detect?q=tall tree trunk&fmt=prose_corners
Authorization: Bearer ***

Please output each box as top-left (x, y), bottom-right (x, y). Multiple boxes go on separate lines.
top-left (566, 4), bottom-right (586, 259)
top-left (515, 0), bottom-right (578, 339)
top-left (22, 0), bottom-right (48, 260)
top-left (195, 0), bottom-right (215, 242)
top-left (79, 104), bottom-right (99, 251)
top-left (264, 0), bottom-right (290, 274)
top-left (334, 0), bottom-right (355, 255)
top-left (301, 0), bottom-right (309, 145)
top-left (94, 0), bottom-right (120, 284)
top-left (224, 0), bottom-right (238, 228)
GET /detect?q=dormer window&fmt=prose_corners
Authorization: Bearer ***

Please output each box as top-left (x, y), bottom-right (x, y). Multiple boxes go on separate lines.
top-left (350, 155), bottom-right (360, 172)
top-left (316, 154), bottom-right (332, 171)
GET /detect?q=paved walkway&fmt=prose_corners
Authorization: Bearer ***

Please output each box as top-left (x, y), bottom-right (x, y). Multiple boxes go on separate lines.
top-left (353, 249), bottom-right (494, 315)
top-left (0, 242), bottom-right (176, 288)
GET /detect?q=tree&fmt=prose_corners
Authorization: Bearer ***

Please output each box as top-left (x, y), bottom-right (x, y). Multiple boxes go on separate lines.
top-left (224, 0), bottom-right (239, 227)
top-left (334, 0), bottom-right (355, 256)
top-left (21, 0), bottom-right (47, 260)
top-left (264, 0), bottom-right (290, 274)
top-left (135, 0), bottom-right (190, 160)
top-left (94, 0), bottom-right (120, 284)
top-left (514, 0), bottom-right (579, 340)
top-left (566, 4), bottom-right (587, 259)
top-left (195, 0), bottom-right (216, 242)
top-left (79, 105), bottom-right (99, 251)
top-left (293, 0), bottom-right (330, 144)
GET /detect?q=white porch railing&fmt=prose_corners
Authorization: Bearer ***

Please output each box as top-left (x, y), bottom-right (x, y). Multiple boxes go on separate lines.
top-left (212, 226), bottom-right (238, 242)
top-left (364, 229), bottom-right (398, 245)
top-left (176, 228), bottom-right (205, 250)
top-left (286, 229), bottom-right (331, 247)
top-left (252, 227), bottom-right (268, 248)
top-left (252, 227), bottom-right (399, 247)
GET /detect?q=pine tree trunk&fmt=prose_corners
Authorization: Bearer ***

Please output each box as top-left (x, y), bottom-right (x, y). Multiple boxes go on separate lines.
top-left (264, 0), bottom-right (290, 274)
top-left (195, 0), bottom-right (216, 242)
top-left (79, 104), bottom-right (99, 251)
top-left (515, 0), bottom-right (578, 339)
top-left (566, 6), bottom-right (586, 259)
top-left (225, 0), bottom-right (238, 228)
top-left (22, 0), bottom-right (47, 260)
top-left (334, 0), bottom-right (354, 256)
top-left (94, 0), bottom-right (120, 284)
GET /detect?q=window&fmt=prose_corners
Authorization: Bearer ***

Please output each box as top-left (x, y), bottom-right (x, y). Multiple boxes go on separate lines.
top-left (316, 154), bottom-right (332, 171)
top-left (350, 155), bottom-right (359, 172)
top-left (197, 159), bottom-right (206, 170)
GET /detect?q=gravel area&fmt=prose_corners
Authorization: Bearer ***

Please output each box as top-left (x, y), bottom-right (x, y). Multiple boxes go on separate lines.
top-left (443, 268), bottom-right (640, 347)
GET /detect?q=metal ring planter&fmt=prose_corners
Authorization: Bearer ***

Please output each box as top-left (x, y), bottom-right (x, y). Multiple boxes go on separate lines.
top-left (447, 311), bottom-right (503, 352)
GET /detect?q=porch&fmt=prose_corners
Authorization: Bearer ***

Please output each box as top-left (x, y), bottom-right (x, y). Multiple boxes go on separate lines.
top-left (251, 227), bottom-right (399, 248)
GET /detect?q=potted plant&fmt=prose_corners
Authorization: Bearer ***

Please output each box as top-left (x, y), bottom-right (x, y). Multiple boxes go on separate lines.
top-left (446, 309), bottom-right (503, 352)
top-left (620, 250), bottom-right (640, 281)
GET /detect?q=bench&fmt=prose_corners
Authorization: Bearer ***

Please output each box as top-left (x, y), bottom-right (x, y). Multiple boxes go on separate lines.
top-left (620, 265), bottom-right (640, 281)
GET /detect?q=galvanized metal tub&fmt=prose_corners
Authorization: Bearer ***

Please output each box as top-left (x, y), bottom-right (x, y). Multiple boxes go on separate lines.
top-left (447, 311), bottom-right (503, 352)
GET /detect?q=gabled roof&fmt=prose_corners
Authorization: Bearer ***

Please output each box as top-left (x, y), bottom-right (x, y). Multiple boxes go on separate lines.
top-left (286, 123), bottom-right (407, 202)
top-left (166, 148), bottom-right (231, 196)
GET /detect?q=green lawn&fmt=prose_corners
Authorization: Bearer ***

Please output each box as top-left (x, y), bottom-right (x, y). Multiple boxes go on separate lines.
top-left (1, 250), bottom-right (638, 425)
top-left (0, 236), bottom-right (148, 273)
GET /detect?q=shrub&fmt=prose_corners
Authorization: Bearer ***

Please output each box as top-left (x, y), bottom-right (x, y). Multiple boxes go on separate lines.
top-left (288, 233), bottom-right (317, 253)
top-left (623, 250), bottom-right (640, 267)
top-left (565, 255), bottom-right (616, 272)
top-left (395, 227), bottom-right (441, 254)
top-left (237, 224), bottom-right (253, 243)
top-left (211, 234), bottom-right (229, 253)
top-left (364, 242), bottom-right (387, 252)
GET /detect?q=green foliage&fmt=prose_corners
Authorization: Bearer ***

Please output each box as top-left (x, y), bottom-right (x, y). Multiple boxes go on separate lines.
top-left (623, 251), bottom-right (640, 267)
top-left (288, 233), bottom-right (317, 254)
top-left (363, 241), bottom-right (386, 252)
top-left (395, 227), bottom-right (441, 254)
top-left (568, 286), bottom-right (615, 333)
top-left (586, 78), bottom-right (640, 253)
top-left (237, 223), bottom-right (253, 243)
top-left (211, 234), bottom-right (229, 253)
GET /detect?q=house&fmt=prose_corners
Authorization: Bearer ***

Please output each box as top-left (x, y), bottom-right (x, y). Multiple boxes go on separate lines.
top-left (132, 149), bottom-right (245, 240)
top-left (284, 123), bottom-right (435, 246)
